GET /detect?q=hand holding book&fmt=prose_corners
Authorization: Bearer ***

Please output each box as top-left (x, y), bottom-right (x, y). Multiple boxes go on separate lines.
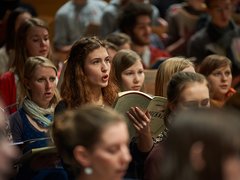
top-left (127, 107), bottom-right (151, 135)
top-left (127, 107), bottom-right (153, 152)
top-left (113, 90), bottom-right (167, 138)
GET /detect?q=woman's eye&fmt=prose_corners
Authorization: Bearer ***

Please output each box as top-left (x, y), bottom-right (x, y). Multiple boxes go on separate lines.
top-left (125, 72), bottom-right (133, 76)
top-left (93, 60), bottom-right (99, 64)
top-left (201, 99), bottom-right (209, 107)
top-left (138, 70), bottom-right (144, 74)
top-left (37, 78), bottom-right (44, 82)
top-left (105, 58), bottom-right (111, 63)
top-left (225, 71), bottom-right (231, 76)
top-left (33, 38), bottom-right (39, 42)
top-left (49, 77), bottom-right (56, 82)
top-left (213, 72), bottom-right (221, 77)
top-left (107, 146), bottom-right (119, 154)
top-left (182, 101), bottom-right (198, 108)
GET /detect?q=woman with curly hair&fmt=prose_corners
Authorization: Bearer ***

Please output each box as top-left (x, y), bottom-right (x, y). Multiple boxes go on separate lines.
top-left (55, 36), bottom-right (118, 113)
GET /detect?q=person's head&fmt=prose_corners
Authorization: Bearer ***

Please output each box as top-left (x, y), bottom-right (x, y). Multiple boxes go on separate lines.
top-left (22, 56), bottom-right (60, 108)
top-left (167, 72), bottom-right (210, 112)
top-left (112, 49), bottom-right (144, 91)
top-left (12, 17), bottom-right (51, 81)
top-left (205, 0), bottom-right (232, 28)
top-left (155, 57), bottom-right (195, 97)
top-left (61, 36), bottom-right (118, 108)
top-left (5, 7), bottom-right (32, 52)
top-left (52, 105), bottom-right (131, 179)
top-left (104, 40), bottom-right (119, 60)
top-left (160, 109), bottom-right (240, 180)
top-left (198, 54), bottom-right (232, 101)
top-left (118, 1), bottom-right (152, 46)
top-left (105, 32), bottom-right (131, 50)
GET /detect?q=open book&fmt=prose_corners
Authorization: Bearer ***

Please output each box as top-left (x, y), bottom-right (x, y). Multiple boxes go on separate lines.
top-left (113, 91), bottom-right (167, 138)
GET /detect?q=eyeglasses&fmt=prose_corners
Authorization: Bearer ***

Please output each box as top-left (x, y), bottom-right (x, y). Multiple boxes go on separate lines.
top-left (180, 99), bottom-right (210, 109)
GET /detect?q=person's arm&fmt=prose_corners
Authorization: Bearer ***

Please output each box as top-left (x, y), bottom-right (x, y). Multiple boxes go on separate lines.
top-left (127, 107), bottom-right (153, 152)
top-left (9, 112), bottom-right (23, 143)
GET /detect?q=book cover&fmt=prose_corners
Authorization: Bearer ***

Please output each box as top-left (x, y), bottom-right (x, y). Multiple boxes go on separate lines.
top-left (16, 146), bottom-right (60, 170)
top-left (113, 91), bottom-right (167, 138)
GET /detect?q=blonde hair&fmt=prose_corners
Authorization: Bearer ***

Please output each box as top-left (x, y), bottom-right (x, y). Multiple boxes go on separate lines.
top-left (155, 57), bottom-right (194, 97)
top-left (20, 56), bottom-right (60, 106)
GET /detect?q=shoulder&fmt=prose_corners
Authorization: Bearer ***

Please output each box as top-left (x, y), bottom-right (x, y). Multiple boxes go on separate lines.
top-left (167, 2), bottom-right (185, 16)
top-left (0, 71), bottom-right (15, 87)
top-left (102, 3), bottom-right (117, 14)
top-left (189, 28), bottom-right (208, 43)
top-left (56, 1), bottom-right (73, 15)
top-left (0, 71), bottom-right (14, 80)
top-left (9, 110), bottom-right (23, 128)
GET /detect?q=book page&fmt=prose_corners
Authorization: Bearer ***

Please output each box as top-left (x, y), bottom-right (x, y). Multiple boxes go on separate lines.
top-left (113, 91), bottom-right (152, 138)
top-left (147, 96), bottom-right (167, 138)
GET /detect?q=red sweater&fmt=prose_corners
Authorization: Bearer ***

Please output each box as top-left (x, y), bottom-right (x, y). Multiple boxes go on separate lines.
top-left (0, 71), bottom-right (17, 114)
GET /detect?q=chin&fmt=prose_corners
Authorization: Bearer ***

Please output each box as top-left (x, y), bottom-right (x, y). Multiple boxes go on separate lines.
top-left (100, 83), bottom-right (108, 88)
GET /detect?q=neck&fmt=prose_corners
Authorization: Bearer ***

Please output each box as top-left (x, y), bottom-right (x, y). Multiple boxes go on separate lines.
top-left (91, 88), bottom-right (104, 106)
top-left (212, 92), bottom-right (226, 101)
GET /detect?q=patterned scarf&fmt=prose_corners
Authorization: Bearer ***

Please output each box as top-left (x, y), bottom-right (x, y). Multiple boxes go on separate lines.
top-left (22, 98), bottom-right (54, 128)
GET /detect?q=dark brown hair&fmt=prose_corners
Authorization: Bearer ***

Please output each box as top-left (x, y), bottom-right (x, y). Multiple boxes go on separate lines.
top-left (198, 54), bottom-right (232, 77)
top-left (61, 36), bottom-right (118, 108)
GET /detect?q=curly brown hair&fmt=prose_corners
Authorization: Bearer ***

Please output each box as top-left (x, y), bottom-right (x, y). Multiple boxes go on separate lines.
top-left (60, 36), bottom-right (118, 109)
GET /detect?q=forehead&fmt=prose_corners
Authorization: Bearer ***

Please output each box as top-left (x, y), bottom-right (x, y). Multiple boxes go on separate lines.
top-left (179, 82), bottom-right (209, 101)
top-left (135, 15), bottom-right (151, 25)
top-left (98, 122), bottom-right (128, 145)
top-left (211, 65), bottom-right (231, 72)
top-left (124, 59), bottom-right (143, 70)
top-left (27, 26), bottom-right (48, 36)
top-left (31, 65), bottom-right (56, 76)
top-left (85, 47), bottom-right (108, 60)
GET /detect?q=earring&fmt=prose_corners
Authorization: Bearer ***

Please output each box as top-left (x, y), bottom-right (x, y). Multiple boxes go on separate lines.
top-left (84, 167), bottom-right (93, 175)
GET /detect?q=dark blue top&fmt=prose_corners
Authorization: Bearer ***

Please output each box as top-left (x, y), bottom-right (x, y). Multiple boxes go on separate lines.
top-left (10, 108), bottom-right (51, 153)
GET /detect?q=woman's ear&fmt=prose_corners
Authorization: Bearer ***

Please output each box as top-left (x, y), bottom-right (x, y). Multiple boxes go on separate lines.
top-left (73, 145), bottom-right (92, 167)
top-left (190, 141), bottom-right (206, 172)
